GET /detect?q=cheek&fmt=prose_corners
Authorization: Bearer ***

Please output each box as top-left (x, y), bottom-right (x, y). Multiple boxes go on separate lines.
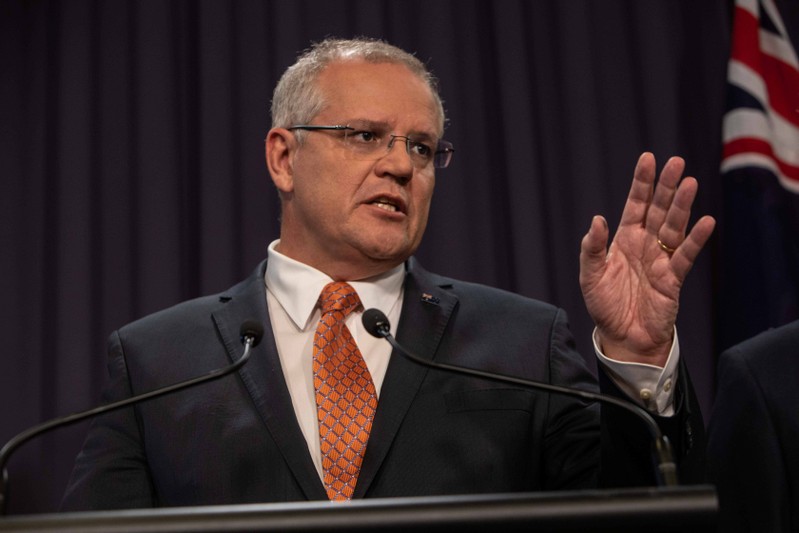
top-left (293, 160), bottom-right (351, 206)
top-left (414, 178), bottom-right (435, 218)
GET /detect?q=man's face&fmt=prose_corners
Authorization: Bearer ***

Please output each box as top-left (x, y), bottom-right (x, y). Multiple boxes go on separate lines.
top-left (273, 61), bottom-right (441, 279)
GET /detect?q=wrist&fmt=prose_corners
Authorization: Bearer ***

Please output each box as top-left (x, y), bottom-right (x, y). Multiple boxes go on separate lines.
top-left (596, 330), bottom-right (672, 368)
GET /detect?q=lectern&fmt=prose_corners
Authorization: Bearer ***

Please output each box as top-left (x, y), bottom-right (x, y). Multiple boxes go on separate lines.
top-left (0, 485), bottom-right (716, 532)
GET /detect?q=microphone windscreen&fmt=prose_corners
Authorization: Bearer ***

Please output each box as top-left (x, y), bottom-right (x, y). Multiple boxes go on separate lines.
top-left (239, 320), bottom-right (264, 347)
top-left (362, 308), bottom-right (390, 338)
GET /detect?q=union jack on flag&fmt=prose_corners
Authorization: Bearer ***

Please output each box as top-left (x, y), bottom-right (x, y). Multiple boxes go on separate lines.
top-left (721, 0), bottom-right (799, 192)
top-left (719, 0), bottom-right (799, 349)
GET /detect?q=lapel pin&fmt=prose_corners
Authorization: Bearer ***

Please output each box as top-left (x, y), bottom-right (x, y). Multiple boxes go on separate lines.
top-left (420, 293), bottom-right (440, 305)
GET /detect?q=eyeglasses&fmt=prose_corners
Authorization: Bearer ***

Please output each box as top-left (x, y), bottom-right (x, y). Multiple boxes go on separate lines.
top-left (288, 122), bottom-right (455, 169)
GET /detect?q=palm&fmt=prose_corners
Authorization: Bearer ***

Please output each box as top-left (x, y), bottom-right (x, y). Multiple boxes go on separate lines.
top-left (579, 153), bottom-right (715, 364)
top-left (585, 221), bottom-right (680, 353)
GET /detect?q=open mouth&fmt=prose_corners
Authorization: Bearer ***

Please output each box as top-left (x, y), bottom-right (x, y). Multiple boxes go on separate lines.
top-left (372, 198), bottom-right (398, 212)
top-left (369, 196), bottom-right (406, 214)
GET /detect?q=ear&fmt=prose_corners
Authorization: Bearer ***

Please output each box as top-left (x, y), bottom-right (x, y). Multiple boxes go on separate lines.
top-left (265, 128), bottom-right (296, 194)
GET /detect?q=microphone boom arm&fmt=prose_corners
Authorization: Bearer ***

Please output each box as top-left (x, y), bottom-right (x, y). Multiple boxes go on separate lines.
top-left (364, 310), bottom-right (677, 487)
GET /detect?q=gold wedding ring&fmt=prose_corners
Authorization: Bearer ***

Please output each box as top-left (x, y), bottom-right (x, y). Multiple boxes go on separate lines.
top-left (657, 238), bottom-right (677, 254)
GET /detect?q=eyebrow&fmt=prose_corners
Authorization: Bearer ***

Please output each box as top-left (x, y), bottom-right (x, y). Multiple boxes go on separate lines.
top-left (346, 118), bottom-right (438, 142)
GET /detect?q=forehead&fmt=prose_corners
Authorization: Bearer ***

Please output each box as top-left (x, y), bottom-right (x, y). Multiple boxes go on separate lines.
top-left (315, 60), bottom-right (442, 136)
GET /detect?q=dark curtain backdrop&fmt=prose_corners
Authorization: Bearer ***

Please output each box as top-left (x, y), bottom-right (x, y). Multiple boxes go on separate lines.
top-left (0, 0), bottom-right (731, 514)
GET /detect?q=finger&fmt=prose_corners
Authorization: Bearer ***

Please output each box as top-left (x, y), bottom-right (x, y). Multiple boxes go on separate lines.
top-left (670, 215), bottom-right (716, 281)
top-left (645, 156), bottom-right (685, 235)
top-left (618, 152), bottom-right (656, 228)
top-left (657, 176), bottom-right (698, 250)
top-left (579, 215), bottom-right (609, 289)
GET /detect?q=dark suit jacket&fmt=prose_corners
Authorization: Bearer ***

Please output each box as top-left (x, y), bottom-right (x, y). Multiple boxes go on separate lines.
top-left (708, 320), bottom-right (799, 533)
top-left (62, 259), bottom-right (704, 510)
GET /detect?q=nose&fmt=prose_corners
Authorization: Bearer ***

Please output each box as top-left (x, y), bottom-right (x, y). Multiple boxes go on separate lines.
top-left (376, 135), bottom-right (414, 184)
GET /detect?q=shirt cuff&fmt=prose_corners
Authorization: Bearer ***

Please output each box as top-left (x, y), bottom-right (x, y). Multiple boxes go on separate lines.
top-left (593, 327), bottom-right (679, 416)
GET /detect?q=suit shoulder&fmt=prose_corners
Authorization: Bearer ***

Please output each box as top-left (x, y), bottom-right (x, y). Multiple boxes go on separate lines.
top-left (722, 319), bottom-right (799, 370)
top-left (119, 293), bottom-right (226, 336)
top-left (116, 264), bottom-right (265, 340)
top-left (419, 268), bottom-right (560, 316)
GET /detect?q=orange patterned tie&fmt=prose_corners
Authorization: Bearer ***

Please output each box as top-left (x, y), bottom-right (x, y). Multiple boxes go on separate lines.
top-left (313, 282), bottom-right (378, 501)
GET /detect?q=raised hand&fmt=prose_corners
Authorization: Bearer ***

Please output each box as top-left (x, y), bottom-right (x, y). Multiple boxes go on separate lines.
top-left (579, 152), bottom-right (716, 366)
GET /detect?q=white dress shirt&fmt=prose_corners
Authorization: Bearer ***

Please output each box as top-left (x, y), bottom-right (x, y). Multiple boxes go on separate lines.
top-left (265, 240), bottom-right (404, 480)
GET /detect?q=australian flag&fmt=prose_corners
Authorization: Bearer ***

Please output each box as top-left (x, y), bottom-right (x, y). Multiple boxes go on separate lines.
top-left (720, 0), bottom-right (799, 349)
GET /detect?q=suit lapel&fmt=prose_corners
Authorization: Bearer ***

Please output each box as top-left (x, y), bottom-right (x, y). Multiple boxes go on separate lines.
top-left (212, 261), bottom-right (327, 501)
top-left (353, 259), bottom-right (458, 498)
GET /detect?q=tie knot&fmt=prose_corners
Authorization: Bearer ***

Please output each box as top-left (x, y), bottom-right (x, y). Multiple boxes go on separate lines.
top-left (319, 282), bottom-right (361, 317)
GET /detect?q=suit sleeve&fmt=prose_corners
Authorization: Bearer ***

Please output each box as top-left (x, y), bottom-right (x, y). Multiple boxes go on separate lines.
top-left (535, 307), bottom-right (708, 490)
top-left (597, 356), bottom-right (706, 487)
top-left (60, 331), bottom-right (157, 511)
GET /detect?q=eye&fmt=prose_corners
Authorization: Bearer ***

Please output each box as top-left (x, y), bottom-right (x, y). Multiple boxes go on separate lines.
top-left (410, 141), bottom-right (433, 158)
top-left (349, 130), bottom-right (379, 144)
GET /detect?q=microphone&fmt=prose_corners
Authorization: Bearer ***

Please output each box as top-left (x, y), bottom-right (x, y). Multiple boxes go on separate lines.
top-left (0, 320), bottom-right (264, 515)
top-left (361, 308), bottom-right (678, 487)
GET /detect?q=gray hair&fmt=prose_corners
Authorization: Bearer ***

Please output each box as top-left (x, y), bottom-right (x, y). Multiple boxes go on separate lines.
top-left (270, 37), bottom-right (446, 136)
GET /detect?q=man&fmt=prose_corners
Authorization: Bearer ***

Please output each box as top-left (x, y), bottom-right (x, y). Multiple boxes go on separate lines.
top-left (62, 37), bottom-right (715, 509)
top-left (708, 320), bottom-right (799, 532)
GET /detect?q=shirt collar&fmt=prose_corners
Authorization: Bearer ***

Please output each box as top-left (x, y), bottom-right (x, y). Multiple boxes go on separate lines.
top-left (265, 240), bottom-right (405, 331)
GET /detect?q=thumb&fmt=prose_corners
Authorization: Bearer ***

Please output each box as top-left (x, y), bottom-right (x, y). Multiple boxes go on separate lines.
top-left (579, 215), bottom-right (609, 290)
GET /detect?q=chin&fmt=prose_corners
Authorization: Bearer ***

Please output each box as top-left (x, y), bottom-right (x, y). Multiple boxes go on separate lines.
top-left (348, 227), bottom-right (422, 264)
top-left (360, 241), bottom-right (415, 264)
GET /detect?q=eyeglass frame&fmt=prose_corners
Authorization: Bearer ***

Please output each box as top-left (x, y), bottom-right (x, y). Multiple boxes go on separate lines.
top-left (287, 124), bottom-right (455, 169)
